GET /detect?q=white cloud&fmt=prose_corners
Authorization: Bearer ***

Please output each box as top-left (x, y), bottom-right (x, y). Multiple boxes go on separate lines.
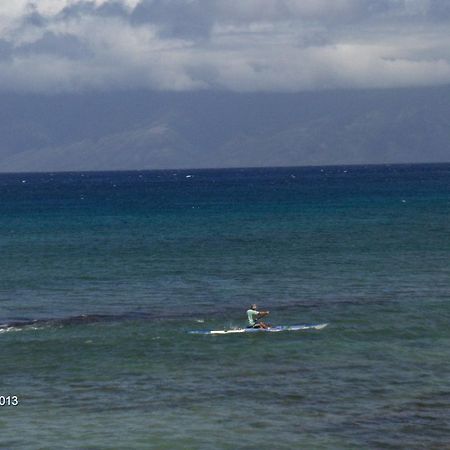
top-left (0, 0), bottom-right (449, 92)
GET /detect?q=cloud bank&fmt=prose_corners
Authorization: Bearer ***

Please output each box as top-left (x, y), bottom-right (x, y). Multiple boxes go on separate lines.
top-left (1, 0), bottom-right (450, 92)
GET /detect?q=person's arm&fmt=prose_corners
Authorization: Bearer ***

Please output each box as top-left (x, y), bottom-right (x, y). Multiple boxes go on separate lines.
top-left (257, 311), bottom-right (269, 318)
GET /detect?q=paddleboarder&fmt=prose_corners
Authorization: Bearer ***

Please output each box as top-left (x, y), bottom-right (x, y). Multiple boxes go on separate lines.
top-left (246, 304), bottom-right (270, 329)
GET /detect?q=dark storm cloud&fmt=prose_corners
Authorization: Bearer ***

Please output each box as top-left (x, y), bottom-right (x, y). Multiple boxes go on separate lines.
top-left (1, 0), bottom-right (450, 92)
top-left (22, 5), bottom-right (48, 27)
top-left (131, 0), bottom-right (215, 39)
top-left (57, 0), bottom-right (130, 20)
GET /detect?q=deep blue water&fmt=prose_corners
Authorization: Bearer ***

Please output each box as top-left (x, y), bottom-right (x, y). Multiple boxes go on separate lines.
top-left (0, 164), bottom-right (449, 449)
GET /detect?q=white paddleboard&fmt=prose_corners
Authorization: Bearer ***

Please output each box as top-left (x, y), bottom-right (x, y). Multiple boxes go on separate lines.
top-left (189, 323), bottom-right (328, 335)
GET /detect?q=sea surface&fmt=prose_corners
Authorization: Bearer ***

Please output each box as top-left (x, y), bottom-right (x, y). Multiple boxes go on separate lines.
top-left (0, 164), bottom-right (449, 449)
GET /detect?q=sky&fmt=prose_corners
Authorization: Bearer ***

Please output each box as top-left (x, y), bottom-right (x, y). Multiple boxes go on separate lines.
top-left (1, 0), bottom-right (450, 93)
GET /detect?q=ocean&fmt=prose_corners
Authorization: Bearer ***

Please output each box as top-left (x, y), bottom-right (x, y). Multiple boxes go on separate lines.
top-left (1, 164), bottom-right (449, 449)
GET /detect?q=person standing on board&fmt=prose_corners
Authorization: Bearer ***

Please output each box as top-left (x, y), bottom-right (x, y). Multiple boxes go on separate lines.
top-left (246, 304), bottom-right (270, 329)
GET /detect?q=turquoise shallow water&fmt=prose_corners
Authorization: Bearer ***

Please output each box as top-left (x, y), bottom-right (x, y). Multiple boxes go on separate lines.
top-left (1, 164), bottom-right (449, 449)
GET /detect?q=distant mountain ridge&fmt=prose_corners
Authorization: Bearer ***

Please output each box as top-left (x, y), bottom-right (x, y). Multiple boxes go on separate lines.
top-left (0, 86), bottom-right (449, 172)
